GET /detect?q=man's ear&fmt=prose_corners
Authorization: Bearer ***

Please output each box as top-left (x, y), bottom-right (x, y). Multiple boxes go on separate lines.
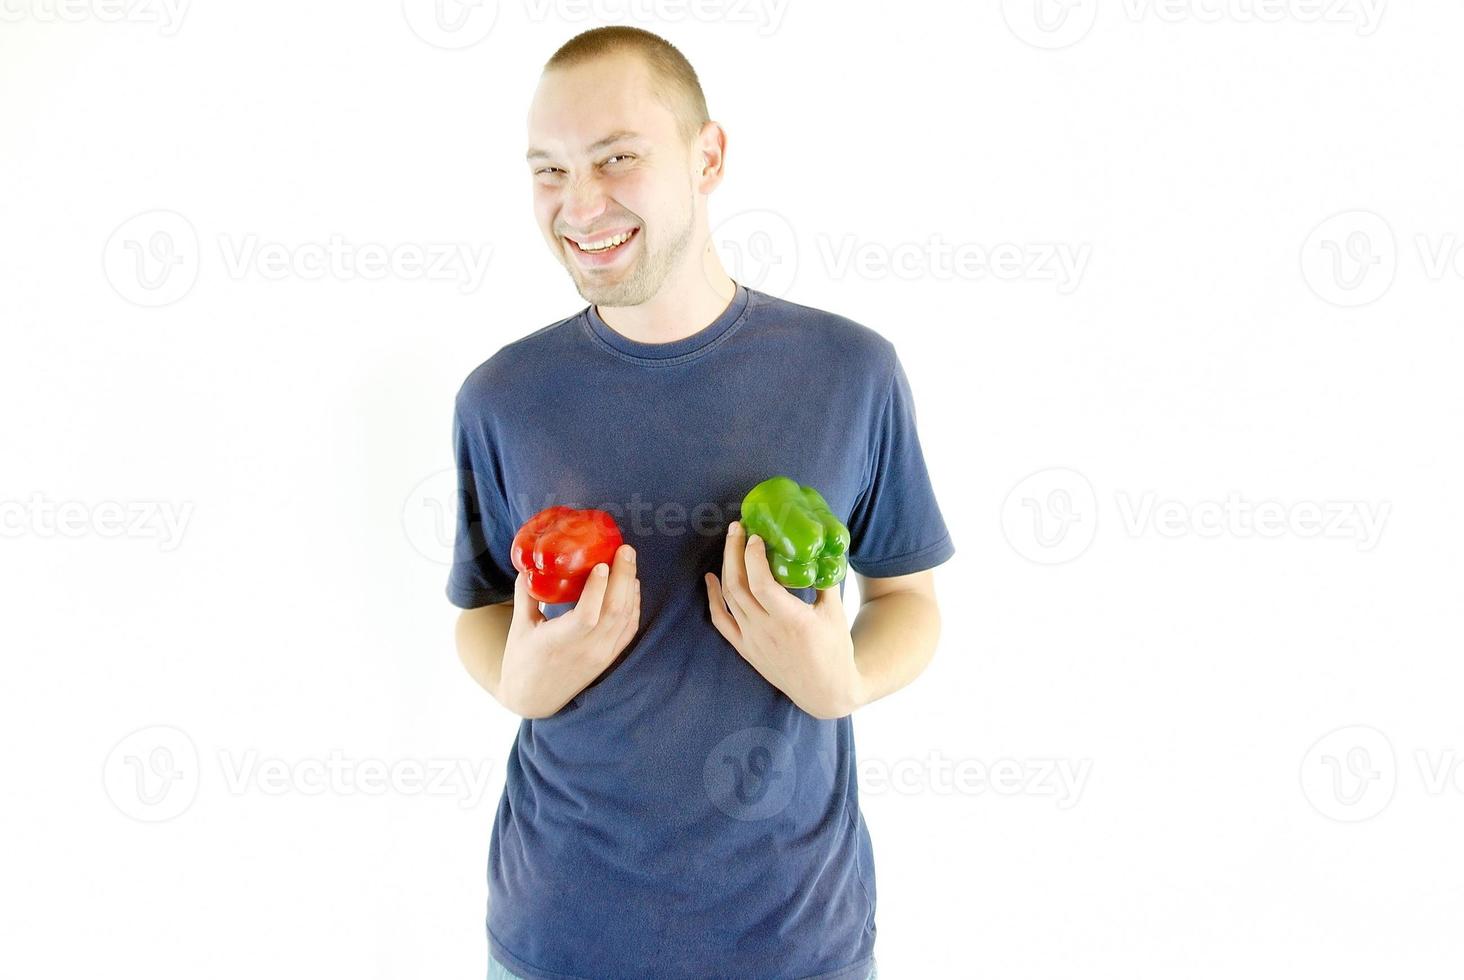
top-left (694, 120), bottom-right (728, 193)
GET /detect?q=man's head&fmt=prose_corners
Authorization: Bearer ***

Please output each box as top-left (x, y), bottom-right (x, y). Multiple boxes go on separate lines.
top-left (527, 27), bottom-right (726, 308)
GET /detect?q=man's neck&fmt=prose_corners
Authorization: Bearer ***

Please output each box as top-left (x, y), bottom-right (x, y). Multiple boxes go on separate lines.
top-left (596, 270), bottom-right (738, 345)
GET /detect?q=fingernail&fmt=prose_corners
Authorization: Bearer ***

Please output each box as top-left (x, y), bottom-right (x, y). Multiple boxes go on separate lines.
top-left (596, 563), bottom-right (609, 576)
top-left (624, 545), bottom-right (636, 564)
top-left (729, 521), bottom-right (740, 533)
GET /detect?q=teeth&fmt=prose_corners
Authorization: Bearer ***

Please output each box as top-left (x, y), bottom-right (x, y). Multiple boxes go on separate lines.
top-left (575, 230), bottom-right (633, 252)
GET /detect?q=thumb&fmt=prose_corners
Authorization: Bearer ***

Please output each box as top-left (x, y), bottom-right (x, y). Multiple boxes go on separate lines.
top-left (813, 582), bottom-right (844, 618)
top-left (512, 570), bottom-right (545, 628)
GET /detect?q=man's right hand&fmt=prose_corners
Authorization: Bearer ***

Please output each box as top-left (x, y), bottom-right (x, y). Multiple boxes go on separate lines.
top-left (497, 542), bottom-right (641, 719)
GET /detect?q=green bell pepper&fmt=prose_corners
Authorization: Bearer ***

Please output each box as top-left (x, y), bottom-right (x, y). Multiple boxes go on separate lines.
top-left (739, 475), bottom-right (850, 589)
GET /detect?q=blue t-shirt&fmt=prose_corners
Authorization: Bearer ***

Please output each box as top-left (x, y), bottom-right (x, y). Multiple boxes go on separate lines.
top-left (448, 281), bottom-right (954, 980)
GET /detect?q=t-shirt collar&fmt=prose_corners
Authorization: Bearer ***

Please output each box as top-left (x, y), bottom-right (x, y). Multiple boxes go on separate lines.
top-left (582, 280), bottom-right (751, 364)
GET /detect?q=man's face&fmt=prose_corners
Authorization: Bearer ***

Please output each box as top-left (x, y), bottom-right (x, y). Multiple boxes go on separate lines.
top-left (527, 53), bottom-right (697, 307)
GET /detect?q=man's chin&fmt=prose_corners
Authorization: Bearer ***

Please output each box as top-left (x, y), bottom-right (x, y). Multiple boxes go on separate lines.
top-left (569, 270), bottom-right (649, 307)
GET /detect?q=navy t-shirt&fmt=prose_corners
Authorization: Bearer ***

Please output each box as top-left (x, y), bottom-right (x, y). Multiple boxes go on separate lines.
top-left (448, 281), bottom-right (954, 980)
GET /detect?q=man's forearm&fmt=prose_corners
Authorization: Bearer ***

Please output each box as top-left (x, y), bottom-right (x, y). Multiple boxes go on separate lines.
top-left (849, 590), bottom-right (942, 709)
top-left (455, 602), bottom-right (515, 702)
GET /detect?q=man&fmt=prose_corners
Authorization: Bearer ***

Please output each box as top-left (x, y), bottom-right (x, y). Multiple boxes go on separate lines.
top-left (449, 25), bottom-right (953, 980)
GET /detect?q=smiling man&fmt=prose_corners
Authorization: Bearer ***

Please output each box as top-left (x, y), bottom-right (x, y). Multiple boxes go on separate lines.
top-left (449, 26), bottom-right (954, 980)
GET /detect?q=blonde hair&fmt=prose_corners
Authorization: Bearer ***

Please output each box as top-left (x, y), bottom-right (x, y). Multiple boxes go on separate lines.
top-left (544, 26), bottom-right (711, 148)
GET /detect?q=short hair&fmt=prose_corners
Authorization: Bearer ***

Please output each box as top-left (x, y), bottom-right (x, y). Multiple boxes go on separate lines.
top-left (544, 26), bottom-right (710, 148)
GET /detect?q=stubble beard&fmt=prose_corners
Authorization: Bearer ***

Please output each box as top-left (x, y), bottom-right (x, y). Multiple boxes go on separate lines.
top-left (566, 202), bottom-right (695, 308)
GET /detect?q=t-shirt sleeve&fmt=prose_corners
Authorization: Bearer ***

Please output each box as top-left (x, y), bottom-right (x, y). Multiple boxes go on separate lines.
top-left (445, 403), bottom-right (518, 609)
top-left (845, 349), bottom-right (956, 578)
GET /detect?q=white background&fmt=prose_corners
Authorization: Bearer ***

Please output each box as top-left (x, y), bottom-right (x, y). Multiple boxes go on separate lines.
top-left (3, 1), bottom-right (1462, 977)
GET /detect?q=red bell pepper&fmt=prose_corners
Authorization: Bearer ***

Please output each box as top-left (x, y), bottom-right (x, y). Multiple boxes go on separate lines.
top-left (510, 506), bottom-right (624, 604)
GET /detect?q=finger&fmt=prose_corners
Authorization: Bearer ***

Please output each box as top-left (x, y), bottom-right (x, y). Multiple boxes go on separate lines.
top-left (590, 543), bottom-right (638, 638)
top-left (611, 578), bottom-right (641, 653)
top-left (719, 546), bottom-right (751, 626)
top-left (705, 572), bottom-right (742, 644)
top-left (744, 534), bottom-right (801, 617)
top-left (512, 571), bottom-right (545, 627)
top-left (571, 562), bottom-right (612, 629)
top-left (813, 581), bottom-right (844, 618)
top-left (813, 581), bottom-right (849, 628)
top-left (721, 521), bottom-right (764, 619)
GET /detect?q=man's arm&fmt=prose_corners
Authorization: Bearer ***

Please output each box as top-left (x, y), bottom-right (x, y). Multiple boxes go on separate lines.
top-left (455, 600), bottom-right (515, 702)
top-left (850, 569), bottom-right (942, 709)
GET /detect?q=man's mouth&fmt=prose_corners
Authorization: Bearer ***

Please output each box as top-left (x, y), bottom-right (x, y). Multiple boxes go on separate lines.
top-left (566, 227), bottom-right (638, 257)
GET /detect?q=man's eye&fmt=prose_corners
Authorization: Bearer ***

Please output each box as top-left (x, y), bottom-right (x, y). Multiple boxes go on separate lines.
top-left (534, 156), bottom-right (632, 176)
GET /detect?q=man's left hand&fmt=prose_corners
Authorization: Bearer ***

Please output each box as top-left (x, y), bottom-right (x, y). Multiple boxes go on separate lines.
top-left (705, 520), bottom-right (865, 720)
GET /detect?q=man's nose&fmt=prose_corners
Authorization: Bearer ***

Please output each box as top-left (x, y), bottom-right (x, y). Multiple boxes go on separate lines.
top-left (561, 174), bottom-right (609, 231)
